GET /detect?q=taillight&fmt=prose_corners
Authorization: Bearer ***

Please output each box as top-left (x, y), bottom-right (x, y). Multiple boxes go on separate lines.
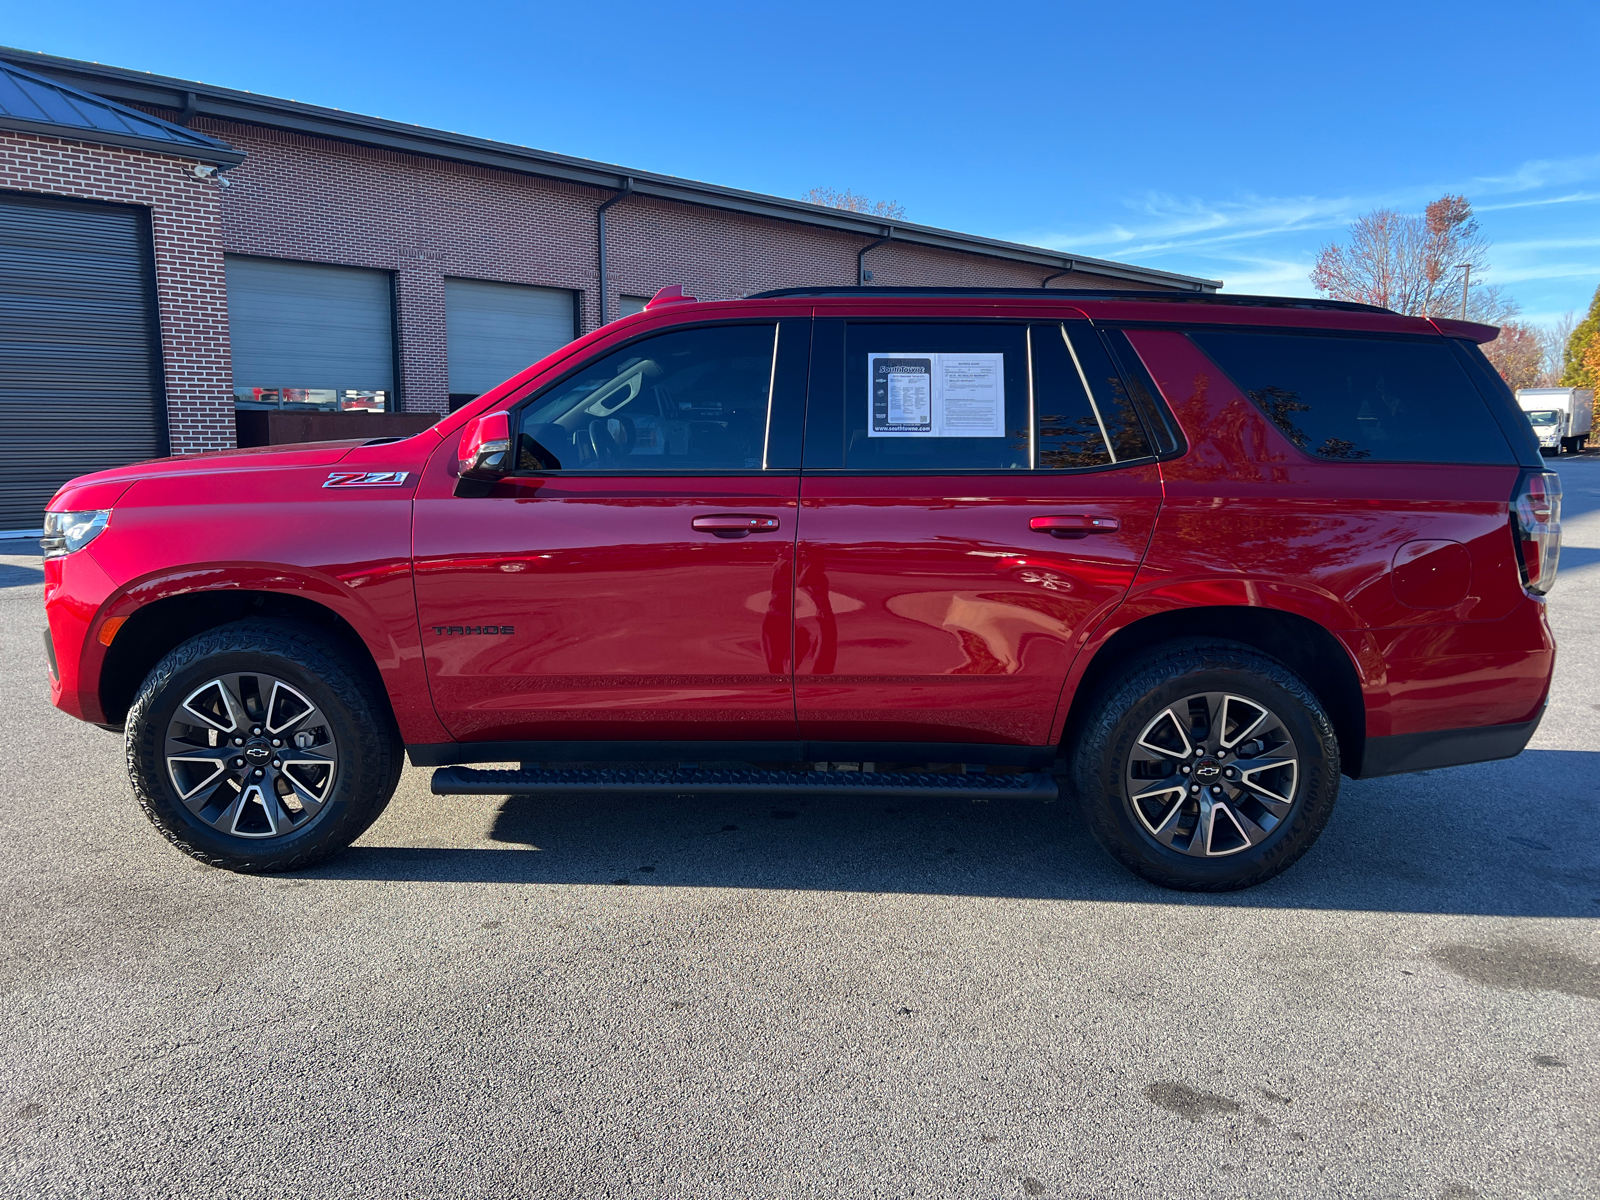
top-left (1510, 469), bottom-right (1562, 594)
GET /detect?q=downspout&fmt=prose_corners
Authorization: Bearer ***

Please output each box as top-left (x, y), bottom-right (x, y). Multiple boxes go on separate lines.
top-left (857, 226), bottom-right (892, 286)
top-left (1040, 261), bottom-right (1076, 288)
top-left (596, 176), bottom-right (634, 326)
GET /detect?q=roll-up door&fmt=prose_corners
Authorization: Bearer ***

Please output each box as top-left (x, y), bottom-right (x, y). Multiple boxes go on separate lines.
top-left (0, 192), bottom-right (166, 533)
top-left (225, 256), bottom-right (394, 403)
top-left (445, 278), bottom-right (575, 400)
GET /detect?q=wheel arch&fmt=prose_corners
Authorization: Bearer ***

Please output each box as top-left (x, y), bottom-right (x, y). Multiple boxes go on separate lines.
top-left (1061, 606), bottom-right (1370, 778)
top-left (99, 590), bottom-right (392, 731)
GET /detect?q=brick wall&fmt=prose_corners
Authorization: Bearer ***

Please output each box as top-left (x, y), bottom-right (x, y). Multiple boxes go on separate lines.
top-left (0, 130), bottom-right (234, 454)
top-left (185, 117), bottom-right (1153, 417)
top-left (3, 115), bottom-right (1175, 446)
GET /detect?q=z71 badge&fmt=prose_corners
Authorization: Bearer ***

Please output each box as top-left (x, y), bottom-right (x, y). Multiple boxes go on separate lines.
top-left (432, 625), bottom-right (515, 636)
top-left (323, 471), bottom-right (410, 488)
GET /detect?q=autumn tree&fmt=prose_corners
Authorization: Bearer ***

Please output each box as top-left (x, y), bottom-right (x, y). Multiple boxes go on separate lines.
top-left (1311, 194), bottom-right (1515, 322)
top-left (1560, 284), bottom-right (1600, 388)
top-left (1481, 321), bottom-right (1545, 391)
top-left (800, 187), bottom-right (906, 219)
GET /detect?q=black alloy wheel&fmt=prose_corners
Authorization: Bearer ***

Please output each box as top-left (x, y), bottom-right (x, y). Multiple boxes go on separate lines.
top-left (163, 671), bottom-right (339, 841)
top-left (126, 620), bottom-right (402, 871)
top-left (1071, 640), bottom-right (1340, 891)
top-left (1124, 691), bottom-right (1299, 858)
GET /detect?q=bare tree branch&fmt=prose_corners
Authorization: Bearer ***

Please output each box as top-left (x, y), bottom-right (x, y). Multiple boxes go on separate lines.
top-left (800, 187), bottom-right (906, 220)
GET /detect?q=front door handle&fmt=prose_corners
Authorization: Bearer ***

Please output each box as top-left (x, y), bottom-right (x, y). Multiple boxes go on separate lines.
top-left (1030, 515), bottom-right (1121, 539)
top-left (693, 514), bottom-right (782, 538)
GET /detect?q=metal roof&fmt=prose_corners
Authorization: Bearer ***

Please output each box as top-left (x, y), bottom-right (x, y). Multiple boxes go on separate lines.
top-left (0, 47), bottom-right (1219, 293)
top-left (0, 57), bottom-right (242, 166)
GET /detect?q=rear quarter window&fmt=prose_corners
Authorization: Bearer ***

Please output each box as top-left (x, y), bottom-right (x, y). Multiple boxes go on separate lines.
top-left (1187, 330), bottom-right (1515, 465)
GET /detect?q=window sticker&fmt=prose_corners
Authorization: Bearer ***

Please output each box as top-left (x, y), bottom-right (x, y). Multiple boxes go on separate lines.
top-left (868, 352), bottom-right (1005, 437)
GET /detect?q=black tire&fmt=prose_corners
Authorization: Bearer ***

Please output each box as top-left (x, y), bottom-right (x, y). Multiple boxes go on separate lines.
top-left (1070, 639), bottom-right (1340, 891)
top-left (125, 619), bottom-right (402, 872)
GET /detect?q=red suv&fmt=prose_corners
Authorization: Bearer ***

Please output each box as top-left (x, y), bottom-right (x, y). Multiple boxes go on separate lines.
top-left (40, 288), bottom-right (1560, 890)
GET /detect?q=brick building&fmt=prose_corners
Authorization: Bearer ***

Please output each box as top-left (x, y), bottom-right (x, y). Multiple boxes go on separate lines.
top-left (0, 47), bottom-right (1217, 532)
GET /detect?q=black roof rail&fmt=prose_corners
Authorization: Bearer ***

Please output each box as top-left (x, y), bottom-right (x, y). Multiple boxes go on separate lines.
top-left (744, 286), bottom-right (1394, 315)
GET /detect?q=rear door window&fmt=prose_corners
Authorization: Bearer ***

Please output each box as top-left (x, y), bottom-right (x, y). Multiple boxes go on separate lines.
top-left (1187, 330), bottom-right (1515, 464)
top-left (1031, 323), bottom-right (1156, 466)
top-left (512, 323), bottom-right (777, 471)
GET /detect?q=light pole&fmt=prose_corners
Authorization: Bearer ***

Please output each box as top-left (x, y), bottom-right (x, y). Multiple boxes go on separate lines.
top-left (1457, 263), bottom-right (1472, 319)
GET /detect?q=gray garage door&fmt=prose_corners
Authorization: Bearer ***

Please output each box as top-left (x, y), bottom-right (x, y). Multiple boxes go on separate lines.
top-left (225, 255), bottom-right (395, 397)
top-left (446, 278), bottom-right (575, 401)
top-left (0, 192), bottom-right (166, 533)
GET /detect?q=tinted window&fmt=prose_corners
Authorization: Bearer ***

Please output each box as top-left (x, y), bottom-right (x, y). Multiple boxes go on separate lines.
top-left (836, 324), bottom-right (1030, 470)
top-left (1101, 329), bottom-right (1176, 456)
top-left (513, 324), bottom-right (776, 471)
top-left (1188, 330), bottom-right (1514, 464)
top-left (1030, 323), bottom-right (1155, 466)
top-left (1029, 324), bottom-right (1111, 468)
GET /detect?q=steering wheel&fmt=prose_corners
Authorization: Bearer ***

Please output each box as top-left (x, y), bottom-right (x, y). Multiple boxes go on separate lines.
top-left (586, 416), bottom-right (635, 466)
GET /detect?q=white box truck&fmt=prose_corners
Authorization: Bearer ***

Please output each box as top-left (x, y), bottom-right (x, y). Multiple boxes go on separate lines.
top-left (1516, 387), bottom-right (1594, 455)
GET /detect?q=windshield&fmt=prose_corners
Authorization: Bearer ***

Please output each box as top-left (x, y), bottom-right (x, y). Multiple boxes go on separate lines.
top-left (1525, 410), bottom-right (1561, 427)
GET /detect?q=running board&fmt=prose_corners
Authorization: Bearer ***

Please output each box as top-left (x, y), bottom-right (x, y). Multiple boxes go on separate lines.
top-left (430, 765), bottom-right (1058, 801)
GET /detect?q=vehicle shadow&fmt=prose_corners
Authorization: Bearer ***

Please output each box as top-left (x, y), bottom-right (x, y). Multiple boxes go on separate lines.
top-left (0, 559), bottom-right (44, 589)
top-left (1556, 545), bottom-right (1600, 576)
top-left (313, 748), bottom-right (1600, 918)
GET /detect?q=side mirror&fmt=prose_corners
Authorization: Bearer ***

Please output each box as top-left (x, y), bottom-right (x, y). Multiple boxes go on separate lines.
top-left (457, 411), bottom-right (512, 481)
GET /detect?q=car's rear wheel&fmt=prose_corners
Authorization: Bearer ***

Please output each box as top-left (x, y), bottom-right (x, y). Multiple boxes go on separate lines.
top-left (125, 620), bottom-right (402, 871)
top-left (1070, 639), bottom-right (1340, 891)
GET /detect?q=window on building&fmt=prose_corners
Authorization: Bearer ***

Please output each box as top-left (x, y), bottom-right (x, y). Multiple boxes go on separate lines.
top-left (513, 323), bottom-right (778, 471)
top-left (619, 295), bottom-right (651, 318)
top-left (225, 256), bottom-right (396, 412)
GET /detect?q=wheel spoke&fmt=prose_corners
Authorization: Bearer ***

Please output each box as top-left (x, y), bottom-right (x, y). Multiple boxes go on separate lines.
top-left (1206, 800), bottom-right (1250, 854)
top-left (1233, 755), bottom-right (1297, 806)
top-left (1227, 803), bottom-right (1272, 848)
top-left (279, 755), bottom-right (334, 806)
top-left (265, 681), bottom-right (319, 736)
top-left (1218, 696), bottom-right (1269, 750)
top-left (278, 773), bottom-right (327, 819)
top-left (1131, 777), bottom-right (1187, 840)
top-left (165, 748), bottom-right (233, 802)
top-left (1136, 707), bottom-right (1194, 760)
top-left (180, 679), bottom-right (243, 734)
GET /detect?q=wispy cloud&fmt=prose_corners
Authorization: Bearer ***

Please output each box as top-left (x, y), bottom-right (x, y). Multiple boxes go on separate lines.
top-left (1477, 192), bottom-right (1600, 213)
top-left (1026, 153), bottom-right (1600, 260)
top-left (1016, 152), bottom-right (1600, 299)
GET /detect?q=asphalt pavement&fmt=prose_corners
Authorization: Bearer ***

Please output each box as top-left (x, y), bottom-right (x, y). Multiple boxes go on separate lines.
top-left (2, 459), bottom-right (1598, 1200)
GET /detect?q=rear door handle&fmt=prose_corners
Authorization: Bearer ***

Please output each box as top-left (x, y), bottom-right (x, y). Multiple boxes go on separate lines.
top-left (693, 514), bottom-right (782, 538)
top-left (1030, 515), bottom-right (1120, 539)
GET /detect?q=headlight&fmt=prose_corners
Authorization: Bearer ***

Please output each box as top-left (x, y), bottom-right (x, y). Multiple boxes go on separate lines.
top-left (40, 510), bottom-right (111, 559)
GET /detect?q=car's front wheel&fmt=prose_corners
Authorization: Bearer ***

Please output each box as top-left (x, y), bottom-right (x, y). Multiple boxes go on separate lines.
top-left (1070, 639), bottom-right (1340, 891)
top-left (125, 620), bottom-right (402, 871)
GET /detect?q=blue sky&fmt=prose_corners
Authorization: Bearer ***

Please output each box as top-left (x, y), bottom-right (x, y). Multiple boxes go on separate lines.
top-left (8, 1), bottom-right (1597, 327)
